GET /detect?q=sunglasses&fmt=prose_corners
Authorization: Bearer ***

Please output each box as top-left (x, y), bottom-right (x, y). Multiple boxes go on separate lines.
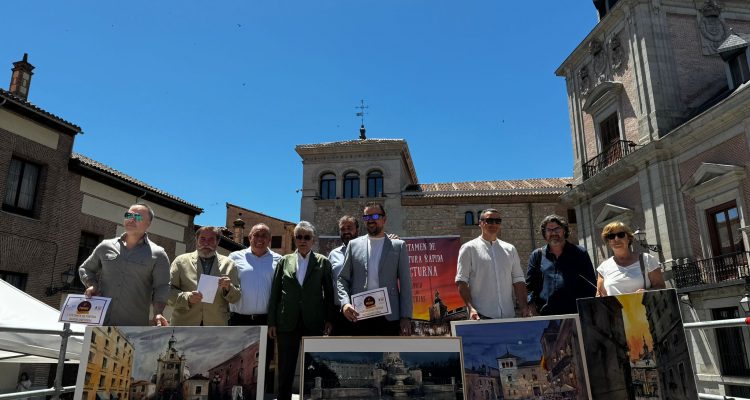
top-left (295, 234), bottom-right (313, 241)
top-left (605, 231), bottom-right (627, 240)
top-left (124, 212), bottom-right (143, 222)
top-left (481, 218), bottom-right (502, 225)
top-left (362, 213), bottom-right (385, 222)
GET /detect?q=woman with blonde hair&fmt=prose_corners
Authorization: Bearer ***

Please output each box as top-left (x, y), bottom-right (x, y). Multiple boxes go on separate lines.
top-left (596, 221), bottom-right (666, 296)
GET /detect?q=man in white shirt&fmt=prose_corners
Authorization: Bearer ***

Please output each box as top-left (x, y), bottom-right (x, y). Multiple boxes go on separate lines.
top-left (228, 223), bottom-right (281, 325)
top-left (456, 208), bottom-right (530, 319)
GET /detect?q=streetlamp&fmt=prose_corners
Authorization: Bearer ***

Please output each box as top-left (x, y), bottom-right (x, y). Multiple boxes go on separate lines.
top-left (633, 229), bottom-right (662, 253)
top-left (740, 276), bottom-right (750, 314)
top-left (45, 265), bottom-right (77, 296)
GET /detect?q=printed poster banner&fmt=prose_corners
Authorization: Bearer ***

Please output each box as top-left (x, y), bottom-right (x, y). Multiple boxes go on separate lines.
top-left (74, 326), bottom-right (268, 400)
top-left (576, 289), bottom-right (698, 399)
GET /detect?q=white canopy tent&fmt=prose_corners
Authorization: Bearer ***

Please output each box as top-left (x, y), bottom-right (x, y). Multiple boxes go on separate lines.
top-left (0, 279), bottom-right (85, 364)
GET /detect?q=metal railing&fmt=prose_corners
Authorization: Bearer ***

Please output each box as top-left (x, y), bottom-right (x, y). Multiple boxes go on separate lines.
top-left (673, 252), bottom-right (750, 289)
top-left (582, 140), bottom-right (637, 180)
top-left (685, 318), bottom-right (750, 400)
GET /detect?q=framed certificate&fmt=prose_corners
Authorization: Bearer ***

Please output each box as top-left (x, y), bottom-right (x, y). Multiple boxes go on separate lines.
top-left (351, 287), bottom-right (391, 320)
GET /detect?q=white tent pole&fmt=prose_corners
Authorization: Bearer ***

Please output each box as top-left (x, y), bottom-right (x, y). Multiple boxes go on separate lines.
top-left (51, 323), bottom-right (71, 400)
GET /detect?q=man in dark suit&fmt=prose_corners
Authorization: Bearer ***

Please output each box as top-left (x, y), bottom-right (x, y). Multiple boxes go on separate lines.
top-left (337, 201), bottom-right (413, 336)
top-left (268, 221), bottom-right (334, 400)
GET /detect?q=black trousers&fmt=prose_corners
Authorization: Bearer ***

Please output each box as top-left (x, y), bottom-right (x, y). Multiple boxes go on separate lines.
top-left (276, 322), bottom-right (321, 400)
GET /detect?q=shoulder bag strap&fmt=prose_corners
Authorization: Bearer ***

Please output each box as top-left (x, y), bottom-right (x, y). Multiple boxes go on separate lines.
top-left (638, 253), bottom-right (648, 289)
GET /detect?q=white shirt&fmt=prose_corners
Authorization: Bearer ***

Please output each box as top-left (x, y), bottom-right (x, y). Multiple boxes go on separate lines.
top-left (228, 248), bottom-right (281, 315)
top-left (297, 251), bottom-right (311, 286)
top-left (597, 253), bottom-right (660, 295)
top-left (455, 236), bottom-right (525, 319)
top-left (366, 236), bottom-right (385, 290)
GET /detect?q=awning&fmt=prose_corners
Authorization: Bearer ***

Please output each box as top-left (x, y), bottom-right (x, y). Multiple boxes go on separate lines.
top-left (0, 280), bottom-right (85, 363)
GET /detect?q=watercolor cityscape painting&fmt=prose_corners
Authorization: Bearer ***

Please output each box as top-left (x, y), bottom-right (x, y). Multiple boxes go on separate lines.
top-left (74, 326), bottom-right (267, 400)
top-left (452, 316), bottom-right (591, 400)
top-left (577, 289), bottom-right (697, 400)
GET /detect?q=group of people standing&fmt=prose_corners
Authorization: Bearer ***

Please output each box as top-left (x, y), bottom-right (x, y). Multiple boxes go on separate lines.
top-left (77, 202), bottom-right (665, 400)
top-left (458, 209), bottom-right (666, 323)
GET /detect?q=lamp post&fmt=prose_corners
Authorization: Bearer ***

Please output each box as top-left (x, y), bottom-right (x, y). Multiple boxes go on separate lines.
top-left (45, 265), bottom-right (77, 296)
top-left (633, 229), bottom-right (662, 253)
top-left (740, 276), bottom-right (750, 315)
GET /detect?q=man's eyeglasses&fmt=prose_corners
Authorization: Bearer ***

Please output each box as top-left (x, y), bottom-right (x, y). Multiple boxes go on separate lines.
top-left (605, 231), bottom-right (627, 241)
top-left (124, 212), bottom-right (143, 222)
top-left (544, 227), bottom-right (563, 234)
top-left (481, 218), bottom-right (502, 225)
top-left (295, 234), bottom-right (312, 241)
top-left (362, 214), bottom-right (385, 222)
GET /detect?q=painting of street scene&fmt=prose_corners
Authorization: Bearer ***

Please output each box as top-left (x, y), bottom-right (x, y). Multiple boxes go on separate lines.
top-left (74, 326), bottom-right (267, 400)
top-left (451, 316), bottom-right (591, 400)
top-left (576, 289), bottom-right (697, 400)
top-left (301, 337), bottom-right (464, 399)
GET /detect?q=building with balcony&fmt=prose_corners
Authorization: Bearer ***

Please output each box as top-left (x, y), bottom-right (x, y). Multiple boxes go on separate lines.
top-left (556, 0), bottom-right (750, 395)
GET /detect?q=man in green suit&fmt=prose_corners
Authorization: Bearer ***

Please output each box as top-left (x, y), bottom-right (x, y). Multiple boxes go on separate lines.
top-left (268, 221), bottom-right (334, 400)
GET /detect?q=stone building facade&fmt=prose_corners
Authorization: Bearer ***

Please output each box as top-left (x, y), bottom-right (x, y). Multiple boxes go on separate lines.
top-left (556, 0), bottom-right (750, 395)
top-left (296, 138), bottom-right (574, 260)
top-left (81, 326), bottom-right (134, 400)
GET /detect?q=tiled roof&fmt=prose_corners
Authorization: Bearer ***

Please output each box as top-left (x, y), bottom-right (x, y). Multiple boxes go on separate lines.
top-left (717, 33), bottom-right (750, 53)
top-left (0, 88), bottom-right (81, 133)
top-left (72, 153), bottom-right (202, 212)
top-left (403, 177), bottom-right (574, 198)
top-left (296, 138), bottom-right (405, 149)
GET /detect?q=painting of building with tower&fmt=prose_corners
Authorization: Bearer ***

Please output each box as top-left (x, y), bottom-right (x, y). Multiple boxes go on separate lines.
top-left (75, 326), bottom-right (267, 400)
top-left (452, 316), bottom-right (590, 400)
top-left (301, 337), bottom-right (464, 399)
top-left (576, 289), bottom-right (697, 400)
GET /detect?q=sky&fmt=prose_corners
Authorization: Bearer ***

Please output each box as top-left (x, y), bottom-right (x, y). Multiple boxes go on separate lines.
top-left (3, 1), bottom-right (598, 225)
top-left (454, 319), bottom-right (554, 369)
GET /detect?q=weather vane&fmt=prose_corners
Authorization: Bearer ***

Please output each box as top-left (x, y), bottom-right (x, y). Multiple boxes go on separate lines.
top-left (355, 99), bottom-right (368, 140)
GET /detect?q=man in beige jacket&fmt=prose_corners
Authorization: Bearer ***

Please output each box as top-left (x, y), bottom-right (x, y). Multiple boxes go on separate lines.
top-left (169, 226), bottom-right (241, 326)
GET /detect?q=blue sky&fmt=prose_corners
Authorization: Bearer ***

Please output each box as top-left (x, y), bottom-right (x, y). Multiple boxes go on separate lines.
top-left (3, 2), bottom-right (598, 225)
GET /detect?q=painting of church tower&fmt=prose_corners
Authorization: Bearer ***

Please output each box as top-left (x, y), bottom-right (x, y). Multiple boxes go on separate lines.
top-left (156, 330), bottom-right (189, 398)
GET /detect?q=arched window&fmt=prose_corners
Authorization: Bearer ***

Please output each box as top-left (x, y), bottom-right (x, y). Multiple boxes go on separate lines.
top-left (367, 170), bottom-right (383, 197)
top-left (320, 173), bottom-right (336, 199)
top-left (343, 172), bottom-right (360, 199)
top-left (464, 211), bottom-right (475, 226)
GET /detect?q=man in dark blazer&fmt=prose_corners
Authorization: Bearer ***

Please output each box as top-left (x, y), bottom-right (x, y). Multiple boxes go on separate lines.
top-left (268, 221), bottom-right (334, 400)
top-left (337, 202), bottom-right (413, 336)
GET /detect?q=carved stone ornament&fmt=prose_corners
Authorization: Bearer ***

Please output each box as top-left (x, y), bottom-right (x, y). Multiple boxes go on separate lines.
top-left (609, 35), bottom-right (625, 71)
top-left (699, 0), bottom-right (729, 54)
top-left (590, 39), bottom-right (607, 81)
top-left (578, 66), bottom-right (591, 96)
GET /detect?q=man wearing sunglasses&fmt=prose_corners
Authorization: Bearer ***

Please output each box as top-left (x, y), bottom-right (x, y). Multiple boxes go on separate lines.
top-left (79, 203), bottom-right (171, 326)
top-left (337, 202), bottom-right (413, 336)
top-left (456, 208), bottom-right (530, 320)
top-left (525, 215), bottom-right (596, 316)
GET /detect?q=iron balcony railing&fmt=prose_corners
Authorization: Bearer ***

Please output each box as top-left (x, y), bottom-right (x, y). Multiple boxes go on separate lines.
top-left (673, 251), bottom-right (750, 289)
top-left (582, 140), bottom-right (637, 180)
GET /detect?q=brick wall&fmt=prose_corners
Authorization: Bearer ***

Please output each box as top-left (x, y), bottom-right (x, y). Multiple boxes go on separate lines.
top-left (666, 13), bottom-right (726, 110)
top-left (678, 133), bottom-right (750, 256)
top-left (0, 126), bottom-right (82, 307)
top-left (226, 203), bottom-right (294, 254)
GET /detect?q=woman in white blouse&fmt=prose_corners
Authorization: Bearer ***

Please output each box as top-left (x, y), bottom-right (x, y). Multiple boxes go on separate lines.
top-left (596, 221), bottom-right (666, 296)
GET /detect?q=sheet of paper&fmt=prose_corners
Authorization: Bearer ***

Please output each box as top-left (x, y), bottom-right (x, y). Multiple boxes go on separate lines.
top-left (59, 294), bottom-right (111, 325)
top-left (351, 287), bottom-right (392, 320)
top-left (197, 274), bottom-right (219, 303)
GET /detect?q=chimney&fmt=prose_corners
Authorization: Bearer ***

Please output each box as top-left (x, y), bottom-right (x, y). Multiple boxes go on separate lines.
top-left (233, 214), bottom-right (246, 244)
top-left (9, 53), bottom-right (34, 100)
